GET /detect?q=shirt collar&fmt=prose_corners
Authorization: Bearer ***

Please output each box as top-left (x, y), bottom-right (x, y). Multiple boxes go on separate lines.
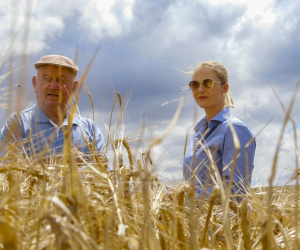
top-left (33, 104), bottom-right (79, 125)
top-left (194, 116), bottom-right (207, 132)
top-left (211, 107), bottom-right (231, 123)
top-left (194, 107), bottom-right (231, 132)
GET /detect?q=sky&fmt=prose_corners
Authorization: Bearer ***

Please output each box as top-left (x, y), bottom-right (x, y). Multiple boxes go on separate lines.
top-left (0, 0), bottom-right (300, 187)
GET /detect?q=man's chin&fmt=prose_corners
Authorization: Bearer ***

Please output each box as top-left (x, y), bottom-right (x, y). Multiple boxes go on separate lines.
top-left (44, 102), bottom-right (67, 111)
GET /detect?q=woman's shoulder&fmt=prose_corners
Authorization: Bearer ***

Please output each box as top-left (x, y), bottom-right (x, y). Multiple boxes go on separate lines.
top-left (228, 115), bottom-right (247, 126)
top-left (225, 115), bottom-right (255, 138)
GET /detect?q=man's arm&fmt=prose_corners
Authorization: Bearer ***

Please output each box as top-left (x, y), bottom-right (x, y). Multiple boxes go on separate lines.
top-left (0, 113), bottom-right (24, 155)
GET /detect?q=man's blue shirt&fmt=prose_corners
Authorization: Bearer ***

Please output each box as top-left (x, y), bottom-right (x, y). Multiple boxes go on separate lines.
top-left (183, 107), bottom-right (256, 195)
top-left (0, 104), bottom-right (105, 156)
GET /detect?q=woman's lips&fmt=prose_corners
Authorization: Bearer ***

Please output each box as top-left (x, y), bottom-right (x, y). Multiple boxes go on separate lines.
top-left (198, 96), bottom-right (208, 100)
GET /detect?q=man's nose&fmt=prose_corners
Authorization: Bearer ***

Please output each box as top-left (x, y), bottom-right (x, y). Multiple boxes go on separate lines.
top-left (48, 79), bottom-right (59, 89)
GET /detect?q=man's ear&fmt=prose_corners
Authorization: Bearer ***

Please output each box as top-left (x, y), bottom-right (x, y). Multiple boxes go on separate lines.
top-left (72, 80), bottom-right (79, 92)
top-left (223, 83), bottom-right (229, 93)
top-left (32, 76), bottom-right (37, 92)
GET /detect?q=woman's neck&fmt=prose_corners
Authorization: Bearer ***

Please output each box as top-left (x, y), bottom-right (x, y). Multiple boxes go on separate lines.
top-left (205, 106), bottom-right (224, 123)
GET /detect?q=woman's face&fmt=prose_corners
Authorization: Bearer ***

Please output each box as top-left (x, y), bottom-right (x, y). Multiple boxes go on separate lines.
top-left (191, 66), bottom-right (228, 115)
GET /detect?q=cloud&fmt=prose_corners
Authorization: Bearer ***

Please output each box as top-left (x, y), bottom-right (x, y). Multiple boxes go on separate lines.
top-left (0, 1), bottom-right (72, 55)
top-left (251, 120), bottom-right (300, 186)
top-left (0, 0), bottom-right (137, 56)
top-left (1, 0), bottom-right (300, 188)
top-left (224, 0), bottom-right (300, 85)
top-left (129, 1), bottom-right (246, 64)
top-left (77, 0), bottom-right (135, 41)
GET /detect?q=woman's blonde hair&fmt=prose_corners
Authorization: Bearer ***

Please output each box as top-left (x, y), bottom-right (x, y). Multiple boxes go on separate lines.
top-left (192, 61), bottom-right (235, 108)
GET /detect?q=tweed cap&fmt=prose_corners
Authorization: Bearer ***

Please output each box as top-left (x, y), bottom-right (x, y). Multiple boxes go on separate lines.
top-left (34, 55), bottom-right (79, 73)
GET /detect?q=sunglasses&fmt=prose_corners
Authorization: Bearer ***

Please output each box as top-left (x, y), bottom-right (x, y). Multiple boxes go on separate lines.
top-left (188, 79), bottom-right (220, 90)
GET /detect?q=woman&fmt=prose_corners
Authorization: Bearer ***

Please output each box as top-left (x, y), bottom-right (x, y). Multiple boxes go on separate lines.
top-left (183, 61), bottom-right (255, 199)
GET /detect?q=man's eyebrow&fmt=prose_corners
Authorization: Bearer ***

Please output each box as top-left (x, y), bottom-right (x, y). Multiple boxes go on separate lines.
top-left (41, 73), bottom-right (68, 78)
top-left (41, 73), bottom-right (50, 76)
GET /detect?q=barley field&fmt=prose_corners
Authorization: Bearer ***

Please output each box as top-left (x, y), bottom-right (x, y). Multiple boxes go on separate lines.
top-left (0, 86), bottom-right (300, 249)
top-left (0, 15), bottom-right (300, 248)
top-left (0, 139), bottom-right (299, 249)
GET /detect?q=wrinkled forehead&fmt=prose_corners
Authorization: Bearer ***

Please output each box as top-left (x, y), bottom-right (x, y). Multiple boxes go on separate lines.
top-left (36, 64), bottom-right (77, 78)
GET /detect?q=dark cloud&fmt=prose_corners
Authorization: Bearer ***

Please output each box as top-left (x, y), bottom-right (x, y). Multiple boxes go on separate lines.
top-left (69, 1), bottom-right (248, 126)
top-left (260, 44), bottom-right (300, 86)
top-left (131, 0), bottom-right (174, 34)
top-left (230, 2), bottom-right (300, 89)
top-left (1, 0), bottom-right (300, 186)
top-left (191, 2), bottom-right (246, 38)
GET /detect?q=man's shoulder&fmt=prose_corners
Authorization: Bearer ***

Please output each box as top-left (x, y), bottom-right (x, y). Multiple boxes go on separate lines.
top-left (19, 106), bottom-right (35, 116)
top-left (72, 115), bottom-right (103, 139)
top-left (73, 115), bottom-right (97, 129)
top-left (7, 105), bottom-right (35, 121)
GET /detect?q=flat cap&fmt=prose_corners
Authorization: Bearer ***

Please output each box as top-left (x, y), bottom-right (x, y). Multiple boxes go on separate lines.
top-left (34, 54), bottom-right (79, 73)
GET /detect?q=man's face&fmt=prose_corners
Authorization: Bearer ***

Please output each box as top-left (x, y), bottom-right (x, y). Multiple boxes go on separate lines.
top-left (32, 65), bottom-right (78, 118)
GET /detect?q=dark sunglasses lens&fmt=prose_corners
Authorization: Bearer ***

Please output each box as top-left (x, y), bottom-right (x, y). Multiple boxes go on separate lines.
top-left (203, 79), bottom-right (214, 89)
top-left (189, 81), bottom-right (199, 89)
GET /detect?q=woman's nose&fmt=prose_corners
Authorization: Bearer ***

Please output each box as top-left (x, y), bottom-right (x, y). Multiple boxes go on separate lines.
top-left (197, 82), bottom-right (205, 92)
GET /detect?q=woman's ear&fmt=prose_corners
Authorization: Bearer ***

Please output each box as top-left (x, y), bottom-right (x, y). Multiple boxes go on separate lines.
top-left (223, 83), bottom-right (229, 93)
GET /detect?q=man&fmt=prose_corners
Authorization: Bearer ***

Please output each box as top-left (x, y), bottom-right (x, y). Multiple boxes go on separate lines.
top-left (0, 54), bottom-right (105, 159)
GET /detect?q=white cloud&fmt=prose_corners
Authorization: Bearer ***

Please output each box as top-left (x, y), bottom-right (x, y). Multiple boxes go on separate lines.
top-left (234, 87), bottom-right (271, 117)
top-left (209, 0), bottom-right (276, 25)
top-left (77, 0), bottom-right (135, 41)
top-left (0, 0), bottom-right (71, 55)
top-left (252, 120), bottom-right (300, 187)
top-left (0, 0), bottom-right (136, 57)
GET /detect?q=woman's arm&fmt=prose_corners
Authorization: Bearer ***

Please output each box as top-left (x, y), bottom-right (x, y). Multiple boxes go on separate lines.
top-left (222, 123), bottom-right (256, 197)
